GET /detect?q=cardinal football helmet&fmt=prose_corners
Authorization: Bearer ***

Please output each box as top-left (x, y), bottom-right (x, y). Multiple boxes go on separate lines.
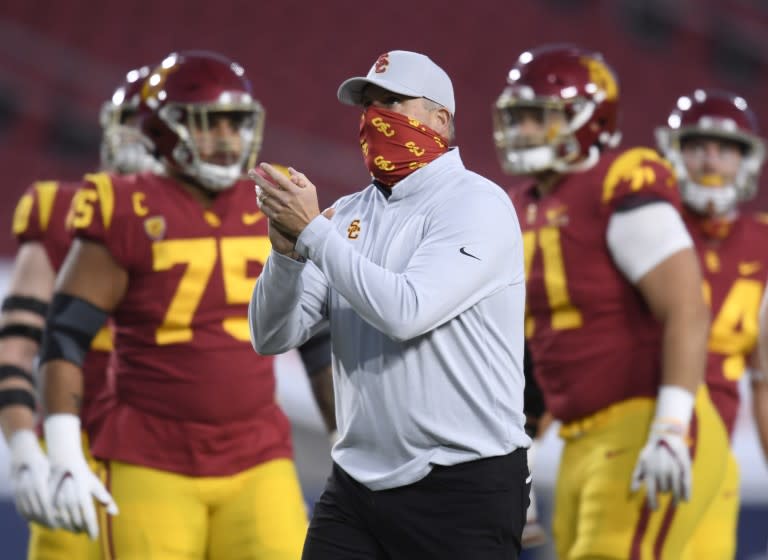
top-left (100, 66), bottom-right (162, 174)
top-left (493, 44), bottom-right (621, 175)
top-left (656, 89), bottom-right (765, 215)
top-left (140, 50), bottom-right (264, 191)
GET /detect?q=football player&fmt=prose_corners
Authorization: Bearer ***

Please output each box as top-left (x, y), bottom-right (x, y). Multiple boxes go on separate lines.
top-left (656, 88), bottom-right (768, 560)
top-left (37, 50), bottom-right (328, 559)
top-left (493, 44), bottom-right (729, 559)
top-left (1, 65), bottom-right (158, 560)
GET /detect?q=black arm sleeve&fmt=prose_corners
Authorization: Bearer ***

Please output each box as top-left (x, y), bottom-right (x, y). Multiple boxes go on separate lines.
top-left (297, 327), bottom-right (332, 377)
top-left (523, 343), bottom-right (546, 438)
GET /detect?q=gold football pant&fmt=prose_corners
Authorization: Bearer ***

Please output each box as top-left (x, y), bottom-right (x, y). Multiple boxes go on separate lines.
top-left (684, 448), bottom-right (739, 560)
top-left (27, 433), bottom-right (103, 560)
top-left (101, 458), bottom-right (307, 560)
top-left (553, 388), bottom-right (729, 559)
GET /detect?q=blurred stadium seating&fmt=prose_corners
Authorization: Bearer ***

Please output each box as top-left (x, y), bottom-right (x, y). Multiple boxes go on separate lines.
top-left (1, 0), bottom-right (768, 253)
top-left (1, 1), bottom-right (767, 557)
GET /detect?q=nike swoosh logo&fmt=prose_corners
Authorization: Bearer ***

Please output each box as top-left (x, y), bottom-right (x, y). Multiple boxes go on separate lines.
top-left (242, 212), bottom-right (264, 225)
top-left (459, 247), bottom-right (480, 260)
top-left (605, 448), bottom-right (628, 459)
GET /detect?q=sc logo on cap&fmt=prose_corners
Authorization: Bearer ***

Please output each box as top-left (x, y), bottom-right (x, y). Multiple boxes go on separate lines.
top-left (374, 53), bottom-right (390, 73)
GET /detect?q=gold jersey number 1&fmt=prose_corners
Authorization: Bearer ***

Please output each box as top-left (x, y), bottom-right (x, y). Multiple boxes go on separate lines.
top-left (523, 227), bottom-right (583, 337)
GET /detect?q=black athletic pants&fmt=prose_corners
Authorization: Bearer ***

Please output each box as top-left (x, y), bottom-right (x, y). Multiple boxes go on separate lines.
top-left (302, 448), bottom-right (530, 560)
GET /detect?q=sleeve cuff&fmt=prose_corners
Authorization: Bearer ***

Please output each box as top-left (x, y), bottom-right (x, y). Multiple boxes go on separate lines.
top-left (270, 248), bottom-right (308, 268)
top-left (296, 215), bottom-right (334, 259)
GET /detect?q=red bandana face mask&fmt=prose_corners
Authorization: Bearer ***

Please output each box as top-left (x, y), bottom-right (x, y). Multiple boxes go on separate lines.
top-left (359, 106), bottom-right (449, 186)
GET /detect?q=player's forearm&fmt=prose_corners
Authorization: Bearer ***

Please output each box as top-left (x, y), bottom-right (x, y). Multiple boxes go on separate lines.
top-left (635, 248), bottom-right (710, 396)
top-left (0, 339), bottom-right (41, 441)
top-left (0, 402), bottom-right (37, 441)
top-left (0, 337), bottom-right (42, 441)
top-left (41, 361), bottom-right (83, 416)
top-left (660, 302), bottom-right (709, 394)
top-left (0, 299), bottom-right (47, 368)
top-left (0, 245), bottom-right (55, 440)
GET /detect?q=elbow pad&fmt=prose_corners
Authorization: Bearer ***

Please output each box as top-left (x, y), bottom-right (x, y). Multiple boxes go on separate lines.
top-left (39, 293), bottom-right (108, 368)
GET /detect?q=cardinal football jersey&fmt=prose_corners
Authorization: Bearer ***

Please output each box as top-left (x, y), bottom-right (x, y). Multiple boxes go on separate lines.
top-left (511, 147), bottom-right (681, 422)
top-left (687, 211), bottom-right (768, 436)
top-left (70, 172), bottom-right (290, 476)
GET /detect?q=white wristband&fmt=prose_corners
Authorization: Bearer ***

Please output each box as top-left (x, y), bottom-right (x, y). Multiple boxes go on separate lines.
top-left (43, 414), bottom-right (82, 462)
top-left (654, 385), bottom-right (695, 427)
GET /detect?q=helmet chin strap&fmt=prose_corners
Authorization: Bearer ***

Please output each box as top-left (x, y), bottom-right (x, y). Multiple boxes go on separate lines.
top-left (503, 144), bottom-right (601, 175)
top-left (503, 146), bottom-right (557, 174)
top-left (682, 181), bottom-right (739, 216)
top-left (195, 161), bottom-right (242, 191)
top-left (171, 142), bottom-right (245, 192)
top-left (553, 146), bottom-right (600, 173)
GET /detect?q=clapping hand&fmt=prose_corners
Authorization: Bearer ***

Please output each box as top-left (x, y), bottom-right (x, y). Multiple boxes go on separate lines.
top-left (250, 163), bottom-right (322, 238)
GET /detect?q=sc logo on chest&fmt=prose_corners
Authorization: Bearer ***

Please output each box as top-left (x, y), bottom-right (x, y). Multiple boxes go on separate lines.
top-left (348, 219), bottom-right (361, 239)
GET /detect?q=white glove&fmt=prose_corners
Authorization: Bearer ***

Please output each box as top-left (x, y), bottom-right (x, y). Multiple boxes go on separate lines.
top-left (9, 429), bottom-right (58, 527)
top-left (44, 414), bottom-right (118, 539)
top-left (631, 386), bottom-right (694, 510)
top-left (522, 441), bottom-right (547, 548)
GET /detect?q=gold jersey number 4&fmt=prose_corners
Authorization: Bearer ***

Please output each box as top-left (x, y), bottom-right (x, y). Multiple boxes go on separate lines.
top-left (703, 278), bottom-right (763, 381)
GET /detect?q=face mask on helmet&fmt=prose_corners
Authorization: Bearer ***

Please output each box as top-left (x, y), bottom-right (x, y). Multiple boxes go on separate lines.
top-left (100, 73), bottom-right (162, 175)
top-left (159, 104), bottom-right (261, 191)
top-left (656, 89), bottom-right (766, 218)
top-left (493, 46), bottom-right (622, 177)
top-left (658, 128), bottom-right (764, 217)
top-left (493, 102), bottom-right (581, 174)
top-left (100, 114), bottom-right (163, 175)
top-left (678, 136), bottom-right (745, 215)
top-left (493, 91), bottom-right (615, 175)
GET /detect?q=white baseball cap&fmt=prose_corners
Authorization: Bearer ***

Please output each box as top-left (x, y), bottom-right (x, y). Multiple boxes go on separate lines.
top-left (337, 50), bottom-right (455, 115)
